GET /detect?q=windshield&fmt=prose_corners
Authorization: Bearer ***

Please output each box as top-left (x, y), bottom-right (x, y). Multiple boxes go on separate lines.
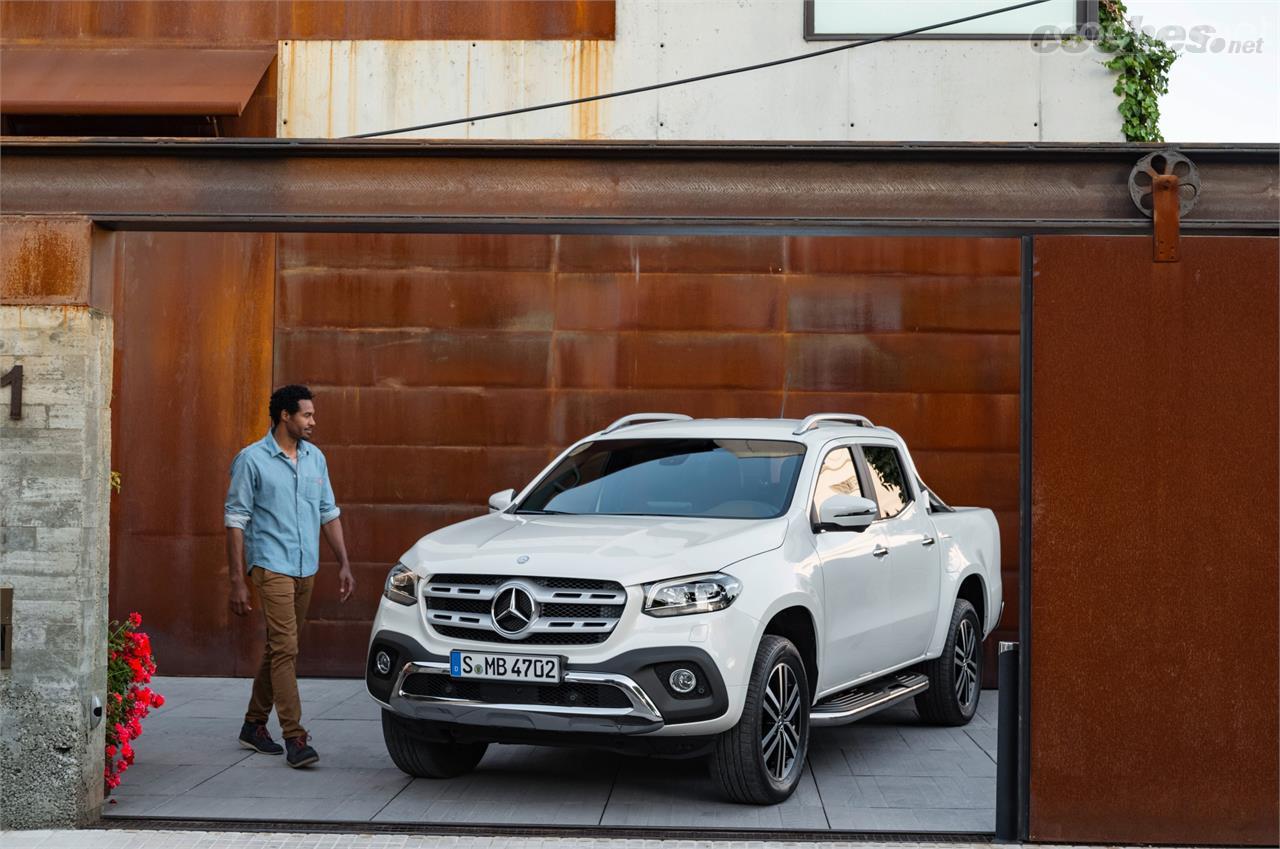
top-left (517, 438), bottom-right (806, 519)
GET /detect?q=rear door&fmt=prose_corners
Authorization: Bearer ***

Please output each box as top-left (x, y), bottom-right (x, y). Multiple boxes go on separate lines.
top-left (811, 444), bottom-right (897, 688)
top-left (858, 443), bottom-right (942, 661)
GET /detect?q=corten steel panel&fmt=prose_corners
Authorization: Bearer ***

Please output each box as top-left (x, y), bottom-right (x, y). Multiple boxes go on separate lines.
top-left (263, 232), bottom-right (1021, 677)
top-left (2, 141), bottom-right (1275, 233)
top-left (0, 1), bottom-right (615, 44)
top-left (219, 55), bottom-right (278, 138)
top-left (1030, 235), bottom-right (1279, 845)
top-left (107, 231), bottom-right (275, 677)
top-left (1, 216), bottom-right (91, 304)
top-left (0, 48), bottom-right (274, 115)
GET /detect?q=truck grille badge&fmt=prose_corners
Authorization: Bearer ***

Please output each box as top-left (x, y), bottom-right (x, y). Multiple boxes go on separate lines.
top-left (492, 584), bottom-right (537, 636)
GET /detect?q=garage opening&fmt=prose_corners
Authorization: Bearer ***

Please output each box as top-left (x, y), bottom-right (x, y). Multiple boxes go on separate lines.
top-left (103, 230), bottom-right (1018, 832)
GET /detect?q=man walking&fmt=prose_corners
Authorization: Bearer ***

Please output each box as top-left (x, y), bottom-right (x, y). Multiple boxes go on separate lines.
top-left (224, 384), bottom-right (356, 768)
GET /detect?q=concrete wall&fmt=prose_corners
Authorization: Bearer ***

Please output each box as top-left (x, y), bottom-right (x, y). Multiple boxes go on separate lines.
top-left (279, 0), bottom-right (1122, 141)
top-left (0, 218), bottom-right (111, 828)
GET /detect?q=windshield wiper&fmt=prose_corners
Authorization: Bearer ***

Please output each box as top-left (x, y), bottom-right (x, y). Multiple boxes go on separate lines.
top-left (514, 509), bottom-right (576, 515)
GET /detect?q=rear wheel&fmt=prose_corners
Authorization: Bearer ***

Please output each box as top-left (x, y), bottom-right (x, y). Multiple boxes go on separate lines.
top-left (381, 710), bottom-right (488, 778)
top-left (710, 635), bottom-right (810, 804)
top-left (915, 598), bottom-right (982, 726)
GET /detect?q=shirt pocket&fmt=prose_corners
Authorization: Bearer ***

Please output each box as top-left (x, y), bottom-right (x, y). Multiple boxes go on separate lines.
top-left (303, 476), bottom-right (323, 502)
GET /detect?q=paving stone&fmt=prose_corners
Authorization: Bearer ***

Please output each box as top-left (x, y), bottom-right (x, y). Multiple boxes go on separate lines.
top-left (140, 793), bottom-right (402, 822)
top-left (601, 756), bottom-right (827, 829)
top-left (110, 761), bottom-right (238, 797)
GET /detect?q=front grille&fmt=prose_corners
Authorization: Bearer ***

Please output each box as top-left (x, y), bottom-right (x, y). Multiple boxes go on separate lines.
top-left (424, 574), bottom-right (626, 646)
top-left (401, 673), bottom-right (632, 709)
top-left (431, 625), bottom-right (611, 645)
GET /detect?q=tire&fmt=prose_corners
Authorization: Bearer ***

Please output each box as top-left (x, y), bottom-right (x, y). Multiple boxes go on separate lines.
top-left (915, 598), bottom-right (982, 726)
top-left (710, 635), bottom-right (811, 804)
top-left (381, 710), bottom-right (488, 778)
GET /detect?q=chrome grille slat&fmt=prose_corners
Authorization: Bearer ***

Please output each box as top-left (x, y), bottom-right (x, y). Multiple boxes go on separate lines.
top-left (424, 574), bottom-right (626, 645)
top-left (423, 584), bottom-right (497, 601)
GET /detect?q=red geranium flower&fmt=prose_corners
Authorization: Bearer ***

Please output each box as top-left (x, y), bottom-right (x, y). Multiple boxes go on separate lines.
top-left (103, 612), bottom-right (162, 796)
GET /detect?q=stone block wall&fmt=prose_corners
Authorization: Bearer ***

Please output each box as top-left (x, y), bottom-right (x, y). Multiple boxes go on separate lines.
top-left (0, 304), bottom-right (112, 828)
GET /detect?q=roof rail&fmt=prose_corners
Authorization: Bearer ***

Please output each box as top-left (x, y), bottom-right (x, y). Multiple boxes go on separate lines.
top-left (601, 413), bottom-right (692, 434)
top-left (793, 413), bottom-right (875, 435)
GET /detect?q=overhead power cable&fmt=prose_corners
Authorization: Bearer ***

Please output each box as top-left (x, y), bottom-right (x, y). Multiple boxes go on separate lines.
top-left (348, 0), bottom-right (1052, 139)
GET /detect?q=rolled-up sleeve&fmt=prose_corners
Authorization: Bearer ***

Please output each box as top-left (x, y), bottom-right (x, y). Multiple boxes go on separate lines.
top-left (224, 453), bottom-right (255, 530)
top-left (319, 454), bottom-right (341, 525)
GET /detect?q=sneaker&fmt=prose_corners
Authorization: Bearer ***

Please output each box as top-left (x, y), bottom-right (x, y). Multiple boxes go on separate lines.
top-left (238, 722), bottom-right (284, 755)
top-left (285, 734), bottom-right (319, 769)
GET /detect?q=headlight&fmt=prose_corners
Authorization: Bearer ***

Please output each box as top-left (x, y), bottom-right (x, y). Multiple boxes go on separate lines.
top-left (643, 573), bottom-right (741, 617)
top-left (383, 563), bottom-right (418, 606)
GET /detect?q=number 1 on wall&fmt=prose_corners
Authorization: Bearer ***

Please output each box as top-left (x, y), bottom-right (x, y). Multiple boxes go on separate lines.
top-left (1, 364), bottom-right (22, 420)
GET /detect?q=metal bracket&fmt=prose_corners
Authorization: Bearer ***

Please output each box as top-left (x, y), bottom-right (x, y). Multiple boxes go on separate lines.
top-left (1129, 150), bottom-right (1200, 263)
top-left (1152, 174), bottom-right (1181, 262)
top-left (0, 587), bottom-right (12, 671)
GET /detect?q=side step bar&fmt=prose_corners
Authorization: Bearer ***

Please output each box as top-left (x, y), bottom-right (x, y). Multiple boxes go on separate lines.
top-left (809, 672), bottom-right (929, 727)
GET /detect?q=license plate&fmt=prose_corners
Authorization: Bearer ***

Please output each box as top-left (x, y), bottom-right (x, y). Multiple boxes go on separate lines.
top-left (449, 650), bottom-right (561, 683)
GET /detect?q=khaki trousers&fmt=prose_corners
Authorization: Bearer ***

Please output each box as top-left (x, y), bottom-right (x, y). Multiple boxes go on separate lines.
top-left (244, 566), bottom-right (315, 739)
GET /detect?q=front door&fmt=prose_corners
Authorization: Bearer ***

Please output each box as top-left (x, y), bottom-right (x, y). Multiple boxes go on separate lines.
top-left (812, 445), bottom-right (898, 689)
top-left (859, 444), bottom-right (941, 661)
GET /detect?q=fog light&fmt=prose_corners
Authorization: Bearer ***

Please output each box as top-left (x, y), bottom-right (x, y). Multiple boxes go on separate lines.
top-left (669, 668), bottom-right (697, 694)
top-left (375, 650), bottom-right (392, 676)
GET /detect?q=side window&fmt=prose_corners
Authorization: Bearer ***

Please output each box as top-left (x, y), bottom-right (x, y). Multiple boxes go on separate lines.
top-left (861, 445), bottom-right (912, 519)
top-left (812, 447), bottom-right (863, 516)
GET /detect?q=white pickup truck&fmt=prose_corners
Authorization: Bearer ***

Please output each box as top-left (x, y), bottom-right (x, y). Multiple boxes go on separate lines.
top-left (366, 413), bottom-right (1002, 803)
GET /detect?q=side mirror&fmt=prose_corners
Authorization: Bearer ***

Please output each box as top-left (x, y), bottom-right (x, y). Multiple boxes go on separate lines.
top-left (488, 488), bottom-right (515, 513)
top-left (817, 495), bottom-right (878, 532)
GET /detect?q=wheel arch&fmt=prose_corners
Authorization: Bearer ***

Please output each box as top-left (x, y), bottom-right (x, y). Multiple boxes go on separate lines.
top-left (956, 572), bottom-right (986, 633)
top-left (760, 604), bottom-right (819, 697)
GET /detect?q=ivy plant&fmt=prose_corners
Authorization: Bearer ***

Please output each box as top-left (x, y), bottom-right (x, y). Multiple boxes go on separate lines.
top-left (1097, 0), bottom-right (1178, 142)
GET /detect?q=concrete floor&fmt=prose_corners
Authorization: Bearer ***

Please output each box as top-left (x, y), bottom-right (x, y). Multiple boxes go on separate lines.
top-left (104, 677), bottom-right (999, 833)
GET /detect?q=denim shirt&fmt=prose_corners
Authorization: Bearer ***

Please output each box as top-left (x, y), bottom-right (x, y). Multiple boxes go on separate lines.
top-left (223, 431), bottom-right (340, 578)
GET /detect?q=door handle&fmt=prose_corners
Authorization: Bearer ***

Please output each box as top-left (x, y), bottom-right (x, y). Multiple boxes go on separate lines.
top-left (922, 536), bottom-right (936, 547)
top-left (872, 545), bottom-right (889, 558)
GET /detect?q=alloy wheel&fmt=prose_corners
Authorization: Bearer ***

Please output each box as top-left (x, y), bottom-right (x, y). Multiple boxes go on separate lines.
top-left (760, 661), bottom-right (802, 782)
top-left (954, 617), bottom-right (979, 710)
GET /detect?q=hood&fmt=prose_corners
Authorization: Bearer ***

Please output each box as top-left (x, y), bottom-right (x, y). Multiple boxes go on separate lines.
top-left (401, 513), bottom-right (788, 586)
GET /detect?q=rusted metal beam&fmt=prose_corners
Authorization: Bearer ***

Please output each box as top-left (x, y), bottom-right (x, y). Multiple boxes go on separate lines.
top-left (1, 139), bottom-right (1276, 234)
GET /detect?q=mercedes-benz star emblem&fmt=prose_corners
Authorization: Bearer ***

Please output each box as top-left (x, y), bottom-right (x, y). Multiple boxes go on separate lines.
top-left (492, 583), bottom-right (538, 637)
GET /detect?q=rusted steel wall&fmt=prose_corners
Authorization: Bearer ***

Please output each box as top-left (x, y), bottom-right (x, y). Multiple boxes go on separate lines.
top-left (107, 232), bottom-right (276, 676)
top-left (1, 217), bottom-right (93, 306)
top-left (0, 1), bottom-right (615, 44)
top-left (274, 233), bottom-right (1021, 676)
top-left (1030, 235), bottom-right (1279, 845)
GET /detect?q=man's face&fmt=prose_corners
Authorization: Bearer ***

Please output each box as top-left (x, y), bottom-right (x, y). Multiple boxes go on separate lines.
top-left (282, 399), bottom-right (316, 442)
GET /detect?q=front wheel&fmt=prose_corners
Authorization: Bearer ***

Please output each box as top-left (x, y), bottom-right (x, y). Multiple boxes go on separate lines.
top-left (381, 710), bottom-right (488, 778)
top-left (914, 598), bottom-right (982, 726)
top-left (710, 635), bottom-right (810, 804)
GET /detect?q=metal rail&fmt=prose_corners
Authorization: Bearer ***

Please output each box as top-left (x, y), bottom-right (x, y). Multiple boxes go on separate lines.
top-left (1, 139), bottom-right (1275, 235)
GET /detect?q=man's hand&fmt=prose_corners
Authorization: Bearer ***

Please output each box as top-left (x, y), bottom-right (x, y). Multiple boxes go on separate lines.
top-left (338, 566), bottom-right (356, 603)
top-left (322, 518), bottom-right (356, 603)
top-left (230, 577), bottom-right (253, 616)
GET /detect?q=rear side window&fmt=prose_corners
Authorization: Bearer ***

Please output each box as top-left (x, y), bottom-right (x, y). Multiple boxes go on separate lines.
top-left (861, 445), bottom-right (912, 519)
top-left (812, 447), bottom-right (863, 516)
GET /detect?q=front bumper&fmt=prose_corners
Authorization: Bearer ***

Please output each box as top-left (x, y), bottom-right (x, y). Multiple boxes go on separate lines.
top-left (366, 630), bottom-right (731, 737)
top-left (389, 660), bottom-right (664, 734)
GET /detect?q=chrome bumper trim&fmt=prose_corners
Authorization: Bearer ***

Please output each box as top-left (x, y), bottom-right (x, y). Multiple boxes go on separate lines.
top-left (387, 661), bottom-right (665, 734)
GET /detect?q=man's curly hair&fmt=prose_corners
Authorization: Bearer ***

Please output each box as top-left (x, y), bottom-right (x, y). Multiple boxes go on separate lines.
top-left (269, 384), bottom-right (313, 425)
